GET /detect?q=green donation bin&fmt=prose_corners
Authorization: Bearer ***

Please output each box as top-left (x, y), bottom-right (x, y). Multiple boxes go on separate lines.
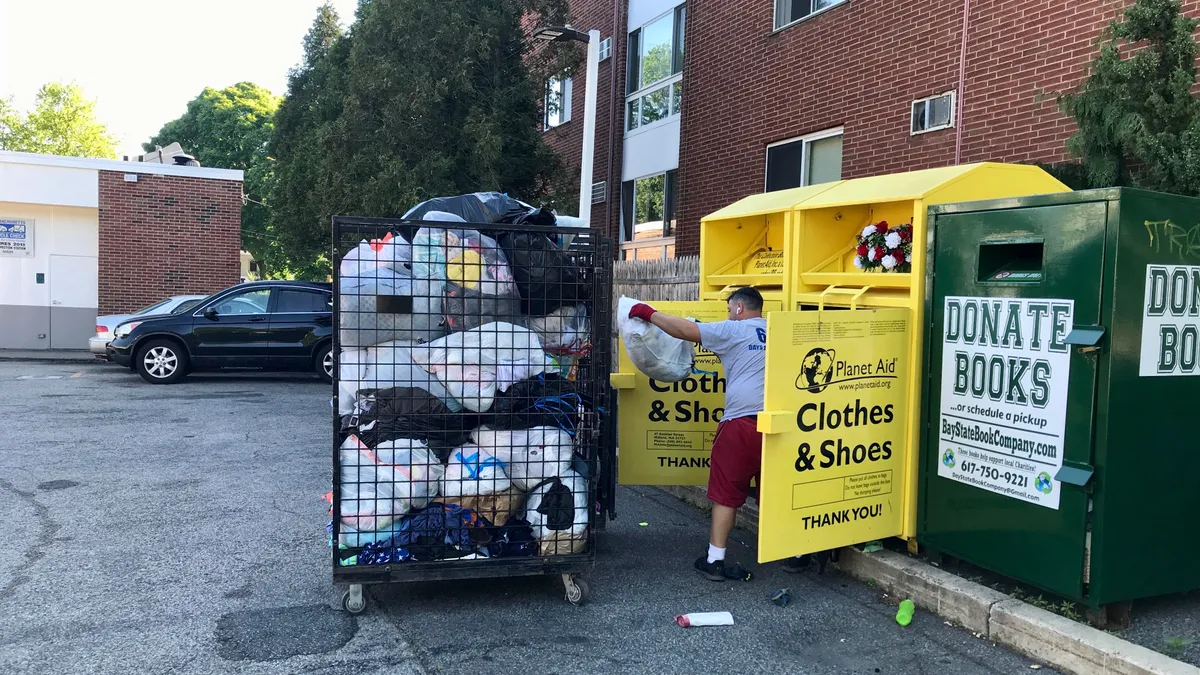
top-left (919, 188), bottom-right (1200, 612)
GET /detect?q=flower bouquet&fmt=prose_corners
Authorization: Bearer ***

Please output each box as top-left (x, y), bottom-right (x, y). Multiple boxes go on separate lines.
top-left (853, 221), bottom-right (913, 273)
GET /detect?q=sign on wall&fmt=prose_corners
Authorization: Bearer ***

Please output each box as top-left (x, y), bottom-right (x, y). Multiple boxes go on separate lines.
top-left (0, 219), bottom-right (33, 257)
top-left (1140, 264), bottom-right (1200, 376)
top-left (937, 296), bottom-right (1073, 510)
top-left (757, 309), bottom-right (910, 562)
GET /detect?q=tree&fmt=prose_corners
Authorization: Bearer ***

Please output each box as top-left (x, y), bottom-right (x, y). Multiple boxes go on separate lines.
top-left (1059, 0), bottom-right (1200, 193)
top-left (269, 0), bottom-right (572, 279)
top-left (147, 83), bottom-right (282, 272)
top-left (0, 82), bottom-right (117, 158)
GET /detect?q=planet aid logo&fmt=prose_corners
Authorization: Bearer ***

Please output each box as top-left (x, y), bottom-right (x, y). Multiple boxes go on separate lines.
top-left (795, 347), bottom-right (899, 394)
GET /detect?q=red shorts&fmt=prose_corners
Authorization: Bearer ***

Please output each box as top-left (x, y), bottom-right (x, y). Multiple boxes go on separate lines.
top-left (706, 416), bottom-right (762, 509)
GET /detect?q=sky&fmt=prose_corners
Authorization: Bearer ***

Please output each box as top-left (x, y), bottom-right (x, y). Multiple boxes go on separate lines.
top-left (0, 0), bottom-right (360, 157)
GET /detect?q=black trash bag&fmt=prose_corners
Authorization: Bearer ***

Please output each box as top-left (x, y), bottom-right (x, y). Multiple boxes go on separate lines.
top-left (495, 232), bottom-right (592, 316)
top-left (502, 207), bottom-right (557, 226)
top-left (442, 282), bottom-right (523, 333)
top-left (483, 374), bottom-right (586, 432)
top-left (484, 516), bottom-right (537, 558)
top-left (346, 387), bottom-right (479, 461)
top-left (403, 192), bottom-right (532, 225)
top-left (532, 477), bottom-right (576, 532)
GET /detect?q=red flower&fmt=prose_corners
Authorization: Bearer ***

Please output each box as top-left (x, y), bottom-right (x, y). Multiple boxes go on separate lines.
top-left (857, 244), bottom-right (868, 256)
top-left (873, 246), bottom-right (886, 261)
top-left (894, 250), bottom-right (906, 265)
top-left (899, 228), bottom-right (912, 243)
top-left (877, 221), bottom-right (889, 229)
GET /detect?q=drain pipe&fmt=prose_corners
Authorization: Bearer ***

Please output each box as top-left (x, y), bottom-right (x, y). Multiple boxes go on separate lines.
top-left (954, 0), bottom-right (971, 165)
top-left (604, 0), bottom-right (622, 243)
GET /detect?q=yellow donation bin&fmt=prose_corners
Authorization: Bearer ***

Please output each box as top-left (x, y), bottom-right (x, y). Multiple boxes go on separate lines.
top-left (614, 162), bottom-right (1068, 563)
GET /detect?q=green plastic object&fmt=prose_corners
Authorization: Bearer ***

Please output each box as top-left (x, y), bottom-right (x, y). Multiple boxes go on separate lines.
top-left (920, 188), bottom-right (1200, 609)
top-left (896, 599), bottom-right (915, 626)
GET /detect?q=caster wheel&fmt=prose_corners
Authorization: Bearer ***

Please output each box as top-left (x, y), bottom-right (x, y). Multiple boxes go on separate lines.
top-left (564, 574), bottom-right (590, 606)
top-left (342, 586), bottom-right (366, 614)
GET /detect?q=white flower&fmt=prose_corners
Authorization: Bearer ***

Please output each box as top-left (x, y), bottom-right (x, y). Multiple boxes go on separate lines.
top-left (861, 224), bottom-right (877, 238)
top-left (882, 254), bottom-right (897, 270)
top-left (853, 256), bottom-right (865, 270)
top-left (867, 247), bottom-right (878, 262)
top-left (885, 232), bottom-right (902, 249)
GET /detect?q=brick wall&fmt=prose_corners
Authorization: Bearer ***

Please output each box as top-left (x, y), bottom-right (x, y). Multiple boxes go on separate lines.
top-left (97, 170), bottom-right (242, 314)
top-left (668, 0), bottom-right (1200, 255)
top-left (538, 0), bottom-right (627, 244)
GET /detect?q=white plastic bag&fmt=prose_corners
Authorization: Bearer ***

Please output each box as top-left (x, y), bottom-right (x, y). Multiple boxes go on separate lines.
top-left (524, 469), bottom-right (588, 538)
top-left (524, 304), bottom-right (590, 351)
top-left (471, 426), bottom-right (573, 491)
top-left (339, 235), bottom-right (445, 347)
top-left (337, 435), bottom-right (444, 532)
top-left (441, 444), bottom-right (512, 499)
top-left (337, 342), bottom-right (461, 415)
top-left (409, 322), bottom-right (555, 412)
top-left (617, 296), bottom-right (694, 382)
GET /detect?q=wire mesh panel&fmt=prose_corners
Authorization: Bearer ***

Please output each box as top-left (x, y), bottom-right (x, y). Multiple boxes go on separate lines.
top-left (330, 217), bottom-right (614, 591)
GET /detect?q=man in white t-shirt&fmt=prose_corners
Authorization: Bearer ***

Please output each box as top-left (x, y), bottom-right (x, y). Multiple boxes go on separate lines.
top-left (629, 288), bottom-right (828, 580)
top-left (628, 288), bottom-right (777, 580)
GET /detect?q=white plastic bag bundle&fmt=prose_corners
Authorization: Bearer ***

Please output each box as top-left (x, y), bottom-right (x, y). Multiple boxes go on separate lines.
top-left (441, 444), bottom-right (512, 499)
top-left (524, 304), bottom-right (590, 351)
top-left (409, 322), bottom-right (555, 412)
top-left (524, 469), bottom-right (588, 538)
top-left (337, 435), bottom-right (444, 532)
top-left (471, 426), bottom-right (573, 491)
top-left (337, 342), bottom-right (461, 415)
top-left (617, 296), bottom-right (694, 382)
top-left (339, 235), bottom-right (445, 347)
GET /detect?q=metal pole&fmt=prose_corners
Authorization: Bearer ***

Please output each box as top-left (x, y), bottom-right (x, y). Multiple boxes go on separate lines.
top-left (578, 29), bottom-right (601, 228)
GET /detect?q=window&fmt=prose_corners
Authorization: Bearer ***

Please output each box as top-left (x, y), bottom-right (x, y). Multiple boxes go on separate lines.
top-left (626, 4), bottom-right (685, 132)
top-left (544, 75), bottom-right (573, 129)
top-left (173, 299), bottom-right (203, 314)
top-left (277, 289), bottom-right (331, 313)
top-left (599, 37), bottom-right (612, 61)
top-left (134, 299), bottom-right (171, 315)
top-left (912, 91), bottom-right (955, 134)
top-left (765, 129), bottom-right (843, 192)
top-left (210, 289), bottom-right (270, 315)
top-left (621, 169), bottom-right (678, 241)
top-left (775, 0), bottom-right (845, 30)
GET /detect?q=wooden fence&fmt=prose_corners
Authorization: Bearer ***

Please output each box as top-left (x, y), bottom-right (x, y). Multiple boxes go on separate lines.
top-left (612, 255), bottom-right (699, 302)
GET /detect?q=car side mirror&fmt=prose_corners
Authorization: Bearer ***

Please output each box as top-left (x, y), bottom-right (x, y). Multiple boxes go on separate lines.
top-left (204, 308), bottom-right (219, 320)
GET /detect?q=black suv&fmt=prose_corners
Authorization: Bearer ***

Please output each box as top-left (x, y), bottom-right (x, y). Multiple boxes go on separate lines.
top-left (109, 281), bottom-right (334, 384)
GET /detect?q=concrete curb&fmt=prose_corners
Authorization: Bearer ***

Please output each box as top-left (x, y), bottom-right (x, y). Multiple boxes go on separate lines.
top-left (657, 486), bottom-right (1200, 675)
top-left (0, 350), bottom-right (100, 364)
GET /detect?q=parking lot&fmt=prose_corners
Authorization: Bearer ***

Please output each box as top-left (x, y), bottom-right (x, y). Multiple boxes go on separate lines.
top-left (0, 361), bottom-right (1053, 674)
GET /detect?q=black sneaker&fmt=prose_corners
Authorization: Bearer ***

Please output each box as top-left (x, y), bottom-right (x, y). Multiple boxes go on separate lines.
top-left (781, 554), bottom-right (812, 574)
top-left (723, 561), bottom-right (753, 582)
top-left (694, 555), bottom-right (727, 582)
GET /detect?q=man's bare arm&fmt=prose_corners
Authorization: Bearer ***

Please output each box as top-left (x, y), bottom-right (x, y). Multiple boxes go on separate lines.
top-left (650, 312), bottom-right (702, 343)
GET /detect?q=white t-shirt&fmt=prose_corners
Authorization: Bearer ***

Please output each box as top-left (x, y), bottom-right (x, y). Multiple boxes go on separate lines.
top-left (696, 317), bottom-right (767, 421)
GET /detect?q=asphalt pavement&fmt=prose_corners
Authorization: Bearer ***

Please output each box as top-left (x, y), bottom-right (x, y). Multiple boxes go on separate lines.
top-left (0, 362), bottom-right (1054, 674)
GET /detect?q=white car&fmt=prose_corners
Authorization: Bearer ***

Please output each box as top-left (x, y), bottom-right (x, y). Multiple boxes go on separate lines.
top-left (91, 295), bottom-right (207, 359)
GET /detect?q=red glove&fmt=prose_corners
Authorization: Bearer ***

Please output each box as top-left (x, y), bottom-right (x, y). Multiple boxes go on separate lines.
top-left (628, 303), bottom-right (657, 322)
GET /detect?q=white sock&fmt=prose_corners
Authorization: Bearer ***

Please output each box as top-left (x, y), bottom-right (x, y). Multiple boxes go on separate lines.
top-left (707, 544), bottom-right (726, 564)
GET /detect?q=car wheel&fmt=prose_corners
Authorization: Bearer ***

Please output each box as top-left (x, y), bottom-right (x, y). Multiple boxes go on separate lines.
top-left (136, 339), bottom-right (188, 385)
top-left (316, 343), bottom-right (334, 383)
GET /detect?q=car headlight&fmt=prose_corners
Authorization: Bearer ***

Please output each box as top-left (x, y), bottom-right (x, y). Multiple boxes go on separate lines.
top-left (114, 322), bottom-right (142, 338)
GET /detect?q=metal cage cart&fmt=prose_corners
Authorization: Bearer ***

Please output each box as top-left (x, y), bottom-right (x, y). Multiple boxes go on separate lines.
top-left (330, 216), bottom-right (615, 612)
